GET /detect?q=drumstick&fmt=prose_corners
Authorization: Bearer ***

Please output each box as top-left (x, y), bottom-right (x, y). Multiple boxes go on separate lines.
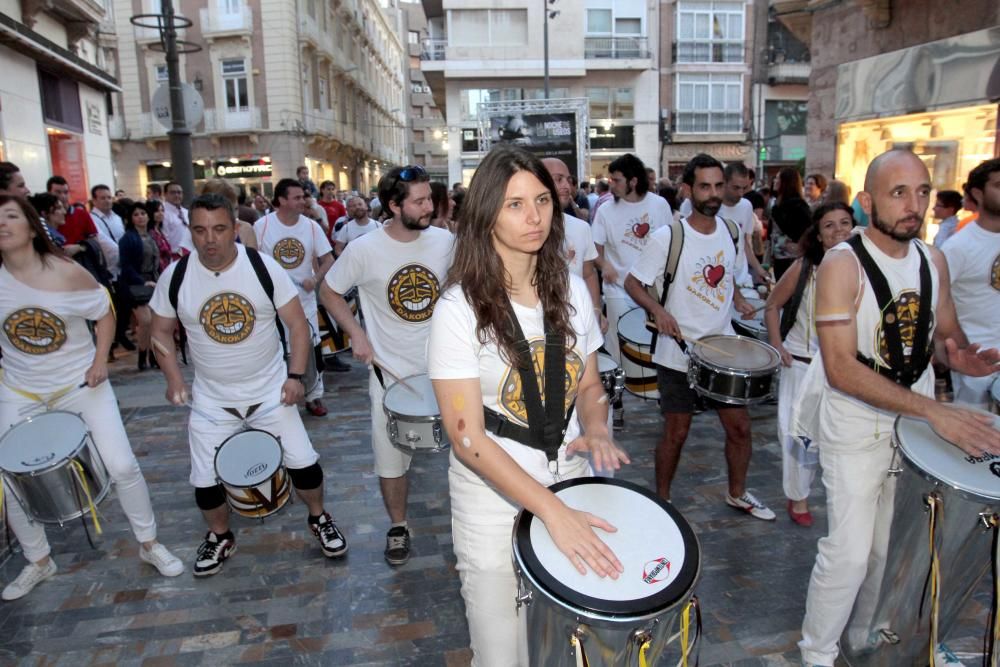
top-left (680, 334), bottom-right (734, 357)
top-left (372, 357), bottom-right (420, 396)
top-left (184, 401), bottom-right (220, 425)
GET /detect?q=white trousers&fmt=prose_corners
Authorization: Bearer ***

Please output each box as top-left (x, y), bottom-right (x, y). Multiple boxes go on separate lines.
top-left (604, 294), bottom-right (637, 367)
top-left (0, 381), bottom-right (158, 563)
top-left (369, 371), bottom-right (412, 479)
top-left (449, 451), bottom-right (590, 666)
top-left (951, 371), bottom-right (994, 410)
top-left (799, 440), bottom-right (896, 666)
top-left (778, 360), bottom-right (819, 501)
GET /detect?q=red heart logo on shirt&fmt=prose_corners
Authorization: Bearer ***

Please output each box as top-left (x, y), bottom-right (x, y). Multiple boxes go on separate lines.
top-left (703, 264), bottom-right (725, 288)
top-left (632, 222), bottom-right (650, 238)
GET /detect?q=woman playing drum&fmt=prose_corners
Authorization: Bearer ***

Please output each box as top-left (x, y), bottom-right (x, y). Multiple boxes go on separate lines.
top-left (764, 202), bottom-right (855, 526)
top-left (0, 195), bottom-right (182, 601)
top-left (428, 145), bottom-right (630, 665)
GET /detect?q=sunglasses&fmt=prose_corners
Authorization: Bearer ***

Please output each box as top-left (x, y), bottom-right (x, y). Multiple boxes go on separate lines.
top-left (398, 165), bottom-right (427, 182)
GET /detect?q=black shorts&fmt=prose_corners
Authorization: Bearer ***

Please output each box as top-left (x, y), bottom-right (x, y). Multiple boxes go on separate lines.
top-left (656, 366), bottom-right (734, 415)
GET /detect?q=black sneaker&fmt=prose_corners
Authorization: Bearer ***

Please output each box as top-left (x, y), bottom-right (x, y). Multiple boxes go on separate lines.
top-left (309, 512), bottom-right (348, 558)
top-left (328, 355), bottom-right (351, 373)
top-left (384, 526), bottom-right (410, 566)
top-left (193, 531), bottom-right (236, 577)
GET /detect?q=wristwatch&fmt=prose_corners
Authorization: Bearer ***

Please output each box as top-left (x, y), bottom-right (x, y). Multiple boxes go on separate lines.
top-left (287, 373), bottom-right (305, 383)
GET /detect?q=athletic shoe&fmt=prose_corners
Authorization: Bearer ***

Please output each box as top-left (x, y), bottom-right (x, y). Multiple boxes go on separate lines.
top-left (935, 643), bottom-right (965, 666)
top-left (612, 407), bottom-right (625, 430)
top-left (328, 356), bottom-right (351, 373)
top-left (309, 512), bottom-right (348, 558)
top-left (140, 542), bottom-right (184, 577)
top-left (193, 531), bottom-right (236, 577)
top-left (384, 526), bottom-right (411, 566)
top-left (725, 491), bottom-right (776, 521)
top-left (2, 559), bottom-right (57, 601)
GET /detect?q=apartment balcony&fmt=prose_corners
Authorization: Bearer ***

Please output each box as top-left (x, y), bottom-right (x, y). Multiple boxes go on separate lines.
top-left (584, 37), bottom-right (651, 60)
top-left (675, 40), bottom-right (744, 64)
top-left (767, 60), bottom-right (810, 85)
top-left (420, 38), bottom-right (446, 62)
top-left (108, 115), bottom-right (127, 140)
top-left (303, 110), bottom-right (337, 136)
top-left (203, 107), bottom-right (263, 133)
top-left (199, 6), bottom-right (253, 38)
top-left (673, 111), bottom-right (745, 139)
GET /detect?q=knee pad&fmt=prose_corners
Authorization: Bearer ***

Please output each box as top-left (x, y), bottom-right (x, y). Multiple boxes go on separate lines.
top-left (288, 462), bottom-right (323, 490)
top-left (195, 484), bottom-right (227, 510)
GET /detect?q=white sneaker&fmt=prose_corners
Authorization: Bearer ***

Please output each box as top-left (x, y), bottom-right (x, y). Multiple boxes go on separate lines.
top-left (2, 559), bottom-right (57, 601)
top-left (725, 491), bottom-right (777, 521)
top-left (935, 643), bottom-right (965, 667)
top-left (140, 543), bottom-right (184, 577)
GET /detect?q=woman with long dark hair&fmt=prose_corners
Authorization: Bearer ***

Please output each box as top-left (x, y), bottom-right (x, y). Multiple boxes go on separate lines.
top-left (428, 145), bottom-right (629, 663)
top-left (0, 195), bottom-right (181, 601)
top-left (119, 201), bottom-right (161, 370)
top-left (770, 167), bottom-right (813, 279)
top-left (145, 199), bottom-right (173, 272)
top-left (764, 202), bottom-right (855, 526)
top-left (429, 181), bottom-right (455, 231)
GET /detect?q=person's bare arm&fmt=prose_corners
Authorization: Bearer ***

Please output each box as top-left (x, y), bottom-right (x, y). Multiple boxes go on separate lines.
top-left (624, 273), bottom-right (680, 339)
top-left (764, 258), bottom-right (803, 367)
top-left (150, 313), bottom-right (189, 405)
top-left (595, 244), bottom-right (618, 285)
top-left (582, 259), bottom-right (607, 334)
top-left (276, 297), bottom-right (310, 404)
top-left (318, 282), bottom-right (372, 363)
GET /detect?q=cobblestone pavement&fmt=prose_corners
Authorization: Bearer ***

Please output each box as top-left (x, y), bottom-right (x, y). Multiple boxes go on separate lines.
top-left (0, 352), bottom-right (992, 666)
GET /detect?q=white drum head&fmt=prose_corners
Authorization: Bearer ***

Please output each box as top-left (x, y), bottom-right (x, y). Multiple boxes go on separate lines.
top-left (694, 334), bottom-right (779, 370)
top-left (617, 308), bottom-right (651, 345)
top-left (895, 413), bottom-right (1000, 501)
top-left (991, 376), bottom-right (1000, 404)
top-left (0, 411), bottom-right (88, 473)
top-left (733, 297), bottom-right (767, 332)
top-left (514, 478), bottom-right (699, 617)
top-left (597, 353), bottom-right (619, 375)
top-left (215, 429), bottom-right (283, 487)
top-left (383, 374), bottom-right (440, 418)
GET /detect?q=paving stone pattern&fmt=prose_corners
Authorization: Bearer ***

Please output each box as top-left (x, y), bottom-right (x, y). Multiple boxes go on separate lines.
top-left (0, 355), bottom-right (992, 665)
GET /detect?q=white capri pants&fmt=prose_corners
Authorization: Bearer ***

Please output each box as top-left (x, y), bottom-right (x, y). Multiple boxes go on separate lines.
top-left (0, 381), bottom-right (158, 563)
top-left (778, 359), bottom-right (819, 501)
top-left (188, 391), bottom-right (320, 488)
top-left (369, 370), bottom-right (413, 479)
top-left (449, 451), bottom-right (590, 666)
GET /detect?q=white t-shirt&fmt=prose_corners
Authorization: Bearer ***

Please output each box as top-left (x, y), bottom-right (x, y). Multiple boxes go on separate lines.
top-left (162, 202), bottom-right (192, 255)
top-left (0, 267), bottom-right (111, 393)
top-left (150, 246), bottom-right (299, 405)
top-left (428, 275), bottom-right (603, 486)
top-left (942, 222), bottom-right (1000, 349)
top-left (629, 217), bottom-right (742, 371)
top-left (335, 218), bottom-right (382, 246)
top-left (720, 198), bottom-right (755, 285)
top-left (592, 193), bottom-right (671, 299)
top-left (91, 209), bottom-right (125, 278)
top-left (325, 225), bottom-right (454, 378)
top-left (254, 213), bottom-right (333, 314)
top-left (563, 213), bottom-right (598, 278)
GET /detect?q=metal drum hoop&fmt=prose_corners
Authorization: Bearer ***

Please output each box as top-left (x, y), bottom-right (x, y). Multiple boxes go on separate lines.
top-left (688, 335), bottom-right (781, 377)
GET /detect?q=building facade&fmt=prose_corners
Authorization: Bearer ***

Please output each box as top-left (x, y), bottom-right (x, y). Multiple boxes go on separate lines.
top-left (401, 0), bottom-right (446, 182)
top-left (109, 0), bottom-right (409, 199)
top-left (0, 0), bottom-right (118, 203)
top-left (420, 0), bottom-right (660, 185)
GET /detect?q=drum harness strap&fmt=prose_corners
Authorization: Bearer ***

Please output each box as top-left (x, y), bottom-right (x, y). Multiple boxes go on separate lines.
top-left (779, 257), bottom-right (813, 342)
top-left (984, 514), bottom-right (1000, 666)
top-left (846, 235), bottom-right (933, 388)
top-left (645, 218), bottom-right (739, 355)
top-left (919, 493), bottom-right (943, 666)
top-left (481, 299), bottom-right (572, 468)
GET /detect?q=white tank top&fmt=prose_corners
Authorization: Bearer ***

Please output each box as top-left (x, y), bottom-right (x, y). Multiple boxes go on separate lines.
top-left (783, 266), bottom-right (817, 359)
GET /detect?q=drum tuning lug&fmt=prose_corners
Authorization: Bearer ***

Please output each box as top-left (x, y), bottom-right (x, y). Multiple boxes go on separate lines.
top-left (514, 583), bottom-right (532, 609)
top-left (886, 465), bottom-right (902, 477)
top-left (979, 512), bottom-right (998, 530)
top-left (630, 629), bottom-right (652, 645)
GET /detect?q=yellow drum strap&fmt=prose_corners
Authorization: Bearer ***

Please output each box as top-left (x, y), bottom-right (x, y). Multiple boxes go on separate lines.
top-left (638, 638), bottom-right (651, 667)
top-left (8, 382), bottom-right (77, 409)
top-left (70, 460), bottom-right (102, 536)
top-left (927, 495), bottom-right (942, 666)
top-left (569, 634), bottom-right (589, 667)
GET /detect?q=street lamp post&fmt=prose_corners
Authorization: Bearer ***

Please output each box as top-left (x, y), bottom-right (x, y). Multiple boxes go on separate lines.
top-left (162, 0), bottom-right (194, 205)
top-left (543, 1), bottom-right (558, 99)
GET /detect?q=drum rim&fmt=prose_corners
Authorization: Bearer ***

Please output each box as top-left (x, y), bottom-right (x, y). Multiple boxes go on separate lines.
top-left (892, 415), bottom-right (1000, 502)
top-left (513, 477), bottom-right (700, 618)
top-left (616, 307), bottom-right (656, 342)
top-left (689, 334), bottom-right (781, 375)
top-left (0, 410), bottom-right (90, 475)
top-left (382, 374), bottom-right (441, 422)
top-left (213, 427), bottom-right (286, 489)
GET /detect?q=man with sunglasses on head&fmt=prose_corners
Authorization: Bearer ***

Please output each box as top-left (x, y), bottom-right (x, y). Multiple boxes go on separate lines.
top-left (320, 165), bottom-right (454, 566)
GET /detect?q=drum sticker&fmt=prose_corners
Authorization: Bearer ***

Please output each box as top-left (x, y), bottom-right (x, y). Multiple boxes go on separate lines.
top-left (873, 289), bottom-right (934, 367)
top-left (3, 307), bottom-right (68, 355)
top-left (990, 253), bottom-right (1000, 292)
top-left (246, 461), bottom-right (269, 479)
top-left (498, 339), bottom-right (584, 425)
top-left (386, 263), bottom-right (441, 323)
top-left (200, 292), bottom-right (256, 344)
top-left (621, 213), bottom-right (653, 251)
top-left (689, 250), bottom-right (730, 310)
top-left (642, 557), bottom-right (671, 584)
top-left (991, 462), bottom-right (1000, 479)
top-left (272, 237), bottom-right (306, 269)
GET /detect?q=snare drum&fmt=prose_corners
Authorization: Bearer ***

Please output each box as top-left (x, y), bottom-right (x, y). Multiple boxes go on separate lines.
top-left (731, 297), bottom-right (768, 341)
top-left (687, 334), bottom-right (780, 405)
top-left (513, 478), bottom-right (701, 666)
top-left (990, 375), bottom-right (999, 415)
top-left (617, 308), bottom-right (659, 400)
top-left (841, 413), bottom-right (1000, 665)
top-left (383, 373), bottom-right (449, 454)
top-left (214, 429), bottom-right (290, 518)
top-left (0, 411), bottom-right (111, 525)
top-left (597, 353), bottom-right (625, 405)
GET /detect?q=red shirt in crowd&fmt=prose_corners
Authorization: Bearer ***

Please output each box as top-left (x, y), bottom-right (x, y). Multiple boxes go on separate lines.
top-left (61, 204), bottom-right (98, 244)
top-left (318, 199), bottom-right (346, 243)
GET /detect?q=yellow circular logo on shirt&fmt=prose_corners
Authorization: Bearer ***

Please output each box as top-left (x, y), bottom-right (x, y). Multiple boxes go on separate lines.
top-left (386, 263), bottom-right (441, 323)
top-left (498, 339), bottom-right (584, 426)
top-left (273, 238), bottom-right (306, 269)
top-left (200, 292), bottom-right (256, 344)
top-left (3, 307), bottom-right (67, 355)
top-left (991, 253), bottom-right (1000, 292)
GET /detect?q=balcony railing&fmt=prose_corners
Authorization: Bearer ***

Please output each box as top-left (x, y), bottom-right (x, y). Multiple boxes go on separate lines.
top-left (676, 40), bottom-right (744, 64)
top-left (585, 36), bottom-right (650, 59)
top-left (304, 110), bottom-right (337, 136)
top-left (420, 39), bottom-right (447, 61)
top-left (200, 6), bottom-right (253, 35)
top-left (203, 107), bottom-right (262, 133)
top-left (675, 111), bottom-right (743, 134)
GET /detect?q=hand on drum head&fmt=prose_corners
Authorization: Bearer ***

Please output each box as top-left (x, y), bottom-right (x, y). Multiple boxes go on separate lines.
top-left (736, 300), bottom-right (756, 319)
top-left (927, 403), bottom-right (1000, 457)
top-left (542, 503), bottom-right (624, 580)
top-left (84, 360), bottom-right (109, 387)
top-left (565, 433), bottom-right (630, 473)
top-left (944, 339), bottom-right (1000, 378)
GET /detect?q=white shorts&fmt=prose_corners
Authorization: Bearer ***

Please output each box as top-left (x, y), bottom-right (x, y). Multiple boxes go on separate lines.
top-left (370, 371), bottom-right (412, 478)
top-left (188, 392), bottom-right (319, 488)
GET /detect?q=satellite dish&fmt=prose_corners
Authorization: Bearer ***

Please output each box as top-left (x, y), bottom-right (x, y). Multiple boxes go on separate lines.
top-left (152, 82), bottom-right (204, 131)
